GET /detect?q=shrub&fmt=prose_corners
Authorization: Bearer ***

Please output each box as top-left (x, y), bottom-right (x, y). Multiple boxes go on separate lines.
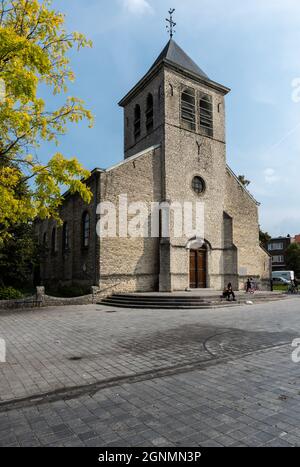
top-left (0, 286), bottom-right (23, 300)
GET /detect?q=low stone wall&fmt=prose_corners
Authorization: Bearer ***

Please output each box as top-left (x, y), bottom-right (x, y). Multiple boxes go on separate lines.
top-left (0, 286), bottom-right (107, 311)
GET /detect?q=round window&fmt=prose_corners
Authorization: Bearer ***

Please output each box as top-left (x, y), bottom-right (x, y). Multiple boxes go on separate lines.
top-left (192, 176), bottom-right (206, 195)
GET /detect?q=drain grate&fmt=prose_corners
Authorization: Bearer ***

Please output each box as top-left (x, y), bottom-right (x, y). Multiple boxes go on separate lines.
top-left (68, 356), bottom-right (82, 361)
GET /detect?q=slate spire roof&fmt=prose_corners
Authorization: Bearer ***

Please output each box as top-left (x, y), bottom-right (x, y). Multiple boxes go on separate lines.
top-left (119, 39), bottom-right (230, 107)
top-left (148, 39), bottom-right (209, 80)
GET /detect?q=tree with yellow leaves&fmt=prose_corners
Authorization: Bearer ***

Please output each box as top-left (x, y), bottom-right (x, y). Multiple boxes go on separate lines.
top-left (0, 0), bottom-right (94, 244)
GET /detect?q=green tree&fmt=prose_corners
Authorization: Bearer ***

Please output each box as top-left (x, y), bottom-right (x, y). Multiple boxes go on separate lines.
top-left (0, 222), bottom-right (39, 288)
top-left (285, 243), bottom-right (300, 277)
top-left (0, 0), bottom-right (94, 244)
top-left (259, 230), bottom-right (271, 248)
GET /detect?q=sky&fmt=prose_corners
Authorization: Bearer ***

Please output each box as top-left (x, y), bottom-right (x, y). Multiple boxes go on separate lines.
top-left (39, 0), bottom-right (300, 237)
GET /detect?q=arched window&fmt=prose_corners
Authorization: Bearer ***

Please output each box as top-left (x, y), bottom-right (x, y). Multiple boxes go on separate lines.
top-left (62, 222), bottom-right (69, 251)
top-left (199, 93), bottom-right (213, 136)
top-left (43, 232), bottom-right (48, 246)
top-left (181, 88), bottom-right (196, 131)
top-left (82, 212), bottom-right (90, 248)
top-left (134, 104), bottom-right (141, 140)
top-left (51, 227), bottom-right (56, 254)
top-left (146, 93), bottom-right (154, 133)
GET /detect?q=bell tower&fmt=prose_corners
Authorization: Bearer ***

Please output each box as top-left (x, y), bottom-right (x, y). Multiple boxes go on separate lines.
top-left (119, 17), bottom-right (231, 291)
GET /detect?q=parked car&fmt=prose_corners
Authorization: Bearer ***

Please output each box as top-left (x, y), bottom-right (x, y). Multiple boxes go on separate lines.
top-left (272, 276), bottom-right (291, 285)
top-left (272, 271), bottom-right (294, 282)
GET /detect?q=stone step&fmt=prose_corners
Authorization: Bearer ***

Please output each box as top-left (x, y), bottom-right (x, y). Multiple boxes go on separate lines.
top-left (106, 294), bottom-right (285, 302)
top-left (100, 299), bottom-right (239, 310)
top-left (100, 293), bottom-right (287, 309)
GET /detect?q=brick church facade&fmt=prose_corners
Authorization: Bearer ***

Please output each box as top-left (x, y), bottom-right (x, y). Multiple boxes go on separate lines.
top-left (35, 39), bottom-right (271, 293)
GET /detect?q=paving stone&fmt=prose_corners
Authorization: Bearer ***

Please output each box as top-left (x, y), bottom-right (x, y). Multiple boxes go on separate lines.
top-left (0, 299), bottom-right (300, 446)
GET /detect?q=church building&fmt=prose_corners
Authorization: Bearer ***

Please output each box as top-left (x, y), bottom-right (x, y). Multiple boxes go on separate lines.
top-left (36, 37), bottom-right (271, 294)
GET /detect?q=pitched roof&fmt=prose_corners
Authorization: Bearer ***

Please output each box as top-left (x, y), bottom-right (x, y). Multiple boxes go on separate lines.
top-left (119, 39), bottom-right (230, 107)
top-left (148, 39), bottom-right (209, 80)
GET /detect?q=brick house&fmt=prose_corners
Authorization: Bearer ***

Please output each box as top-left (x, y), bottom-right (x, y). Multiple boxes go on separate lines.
top-left (294, 234), bottom-right (300, 245)
top-left (267, 236), bottom-right (292, 271)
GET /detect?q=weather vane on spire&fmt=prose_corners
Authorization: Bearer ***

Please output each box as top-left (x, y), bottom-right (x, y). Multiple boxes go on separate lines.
top-left (166, 8), bottom-right (176, 39)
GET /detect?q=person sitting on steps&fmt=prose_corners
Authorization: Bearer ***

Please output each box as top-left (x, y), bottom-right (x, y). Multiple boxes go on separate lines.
top-left (222, 282), bottom-right (236, 301)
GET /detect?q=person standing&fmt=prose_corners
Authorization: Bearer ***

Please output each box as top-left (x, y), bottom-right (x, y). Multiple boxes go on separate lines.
top-left (246, 278), bottom-right (252, 293)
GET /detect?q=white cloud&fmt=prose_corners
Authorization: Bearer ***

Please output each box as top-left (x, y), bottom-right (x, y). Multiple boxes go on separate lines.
top-left (122, 0), bottom-right (153, 15)
top-left (264, 168), bottom-right (281, 184)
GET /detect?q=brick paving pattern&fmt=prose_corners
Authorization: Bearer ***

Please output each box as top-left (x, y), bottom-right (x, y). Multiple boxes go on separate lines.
top-left (0, 298), bottom-right (299, 446)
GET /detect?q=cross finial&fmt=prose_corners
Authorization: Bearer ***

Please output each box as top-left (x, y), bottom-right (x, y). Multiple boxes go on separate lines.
top-left (166, 8), bottom-right (176, 39)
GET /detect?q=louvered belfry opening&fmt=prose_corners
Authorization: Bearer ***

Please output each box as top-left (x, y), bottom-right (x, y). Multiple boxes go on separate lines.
top-left (199, 93), bottom-right (213, 137)
top-left (181, 88), bottom-right (196, 131)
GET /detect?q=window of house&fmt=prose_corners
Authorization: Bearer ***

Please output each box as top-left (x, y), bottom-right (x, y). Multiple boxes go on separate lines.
top-left (192, 176), bottom-right (206, 195)
top-left (51, 227), bottom-right (56, 254)
top-left (199, 93), bottom-right (213, 137)
top-left (146, 93), bottom-right (154, 133)
top-left (82, 212), bottom-right (90, 248)
top-left (268, 242), bottom-right (284, 251)
top-left (272, 255), bottom-right (284, 263)
top-left (181, 88), bottom-right (196, 131)
top-left (134, 104), bottom-right (141, 140)
top-left (62, 222), bottom-right (69, 251)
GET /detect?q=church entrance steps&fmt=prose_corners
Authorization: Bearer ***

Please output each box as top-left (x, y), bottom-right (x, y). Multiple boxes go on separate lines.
top-left (99, 291), bottom-right (288, 310)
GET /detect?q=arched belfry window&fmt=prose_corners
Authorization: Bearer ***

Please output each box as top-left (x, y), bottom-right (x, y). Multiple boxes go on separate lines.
top-left (134, 104), bottom-right (141, 140)
top-left (146, 93), bottom-right (154, 133)
top-left (82, 212), bottom-right (90, 248)
top-left (199, 93), bottom-right (213, 137)
top-left (62, 222), bottom-right (69, 251)
top-left (181, 88), bottom-right (196, 131)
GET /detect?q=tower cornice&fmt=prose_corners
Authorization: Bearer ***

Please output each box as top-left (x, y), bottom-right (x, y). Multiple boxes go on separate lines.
top-left (119, 59), bottom-right (230, 108)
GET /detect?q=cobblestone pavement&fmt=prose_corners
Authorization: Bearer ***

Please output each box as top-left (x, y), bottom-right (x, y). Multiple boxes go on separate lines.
top-left (0, 298), bottom-right (300, 404)
top-left (0, 298), bottom-right (300, 446)
top-left (0, 344), bottom-right (300, 447)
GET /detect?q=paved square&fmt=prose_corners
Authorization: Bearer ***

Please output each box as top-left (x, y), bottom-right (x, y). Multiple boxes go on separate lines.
top-left (0, 298), bottom-right (300, 446)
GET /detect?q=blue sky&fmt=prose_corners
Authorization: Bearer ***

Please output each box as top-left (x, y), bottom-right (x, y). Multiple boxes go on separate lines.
top-left (40, 0), bottom-right (300, 236)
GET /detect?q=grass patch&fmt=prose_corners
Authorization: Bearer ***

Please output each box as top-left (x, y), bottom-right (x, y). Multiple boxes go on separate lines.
top-left (273, 284), bottom-right (289, 292)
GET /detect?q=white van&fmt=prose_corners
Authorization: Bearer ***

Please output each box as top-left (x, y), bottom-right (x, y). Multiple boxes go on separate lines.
top-left (272, 271), bottom-right (294, 282)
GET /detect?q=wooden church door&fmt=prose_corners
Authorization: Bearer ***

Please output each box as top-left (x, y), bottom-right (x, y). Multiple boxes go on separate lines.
top-left (189, 249), bottom-right (207, 288)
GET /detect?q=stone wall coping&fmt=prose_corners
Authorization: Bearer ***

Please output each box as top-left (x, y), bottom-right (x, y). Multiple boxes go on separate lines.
top-left (226, 165), bottom-right (260, 206)
top-left (105, 144), bottom-right (161, 173)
